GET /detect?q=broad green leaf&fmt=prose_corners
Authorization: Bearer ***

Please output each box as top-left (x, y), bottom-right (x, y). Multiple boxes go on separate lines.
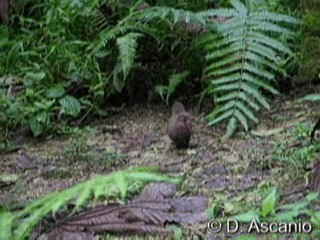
top-left (154, 85), bottom-right (168, 101)
top-left (234, 211), bottom-right (260, 222)
top-left (261, 189), bottom-right (277, 217)
top-left (116, 33), bottom-right (141, 81)
top-left (306, 192), bottom-right (318, 202)
top-left (273, 210), bottom-right (299, 221)
top-left (46, 86), bottom-right (65, 98)
top-left (24, 71), bottom-right (46, 82)
top-left (166, 71), bottom-right (189, 103)
top-left (0, 211), bottom-right (14, 240)
top-left (59, 95), bottom-right (81, 117)
top-left (28, 118), bottom-right (44, 137)
top-left (95, 50), bottom-right (111, 58)
top-left (115, 172), bottom-right (127, 199)
top-left (298, 94), bottom-right (320, 102)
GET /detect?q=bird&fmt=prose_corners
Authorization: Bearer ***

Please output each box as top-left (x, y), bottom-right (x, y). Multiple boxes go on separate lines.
top-left (167, 102), bottom-right (192, 148)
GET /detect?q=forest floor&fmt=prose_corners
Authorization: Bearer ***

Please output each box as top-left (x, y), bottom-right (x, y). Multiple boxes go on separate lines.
top-left (1, 91), bottom-right (320, 239)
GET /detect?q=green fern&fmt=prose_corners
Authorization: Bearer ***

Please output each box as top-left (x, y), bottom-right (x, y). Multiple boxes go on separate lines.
top-left (140, 6), bottom-right (206, 26)
top-left (155, 71), bottom-right (190, 104)
top-left (298, 93), bottom-right (320, 102)
top-left (197, 0), bottom-right (299, 138)
top-left (114, 33), bottom-right (142, 91)
top-left (0, 167), bottom-right (180, 240)
top-left (90, 4), bottom-right (207, 93)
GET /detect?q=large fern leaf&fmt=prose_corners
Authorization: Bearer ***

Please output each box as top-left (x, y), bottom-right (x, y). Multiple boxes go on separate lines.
top-left (114, 33), bottom-right (142, 91)
top-left (197, 0), bottom-right (299, 138)
top-left (0, 167), bottom-right (179, 239)
top-left (90, 5), bottom-right (206, 93)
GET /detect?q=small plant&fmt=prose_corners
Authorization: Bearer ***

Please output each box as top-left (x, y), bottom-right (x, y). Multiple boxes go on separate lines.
top-left (155, 71), bottom-right (190, 104)
top-left (231, 189), bottom-right (320, 239)
top-left (63, 135), bottom-right (93, 161)
top-left (271, 122), bottom-right (319, 169)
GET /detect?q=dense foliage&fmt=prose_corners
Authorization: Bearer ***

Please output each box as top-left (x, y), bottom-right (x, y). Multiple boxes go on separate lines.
top-left (0, 0), bottom-right (304, 145)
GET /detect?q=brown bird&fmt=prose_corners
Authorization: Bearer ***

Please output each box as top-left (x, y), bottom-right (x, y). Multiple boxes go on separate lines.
top-left (167, 102), bottom-right (192, 148)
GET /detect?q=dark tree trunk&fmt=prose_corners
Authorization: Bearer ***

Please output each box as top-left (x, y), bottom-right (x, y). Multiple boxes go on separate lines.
top-left (0, 0), bottom-right (9, 23)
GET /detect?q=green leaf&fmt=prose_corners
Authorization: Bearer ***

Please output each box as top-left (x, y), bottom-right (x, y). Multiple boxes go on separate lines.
top-left (224, 116), bottom-right (237, 139)
top-left (24, 71), bottom-right (46, 82)
top-left (36, 112), bottom-right (49, 124)
top-left (234, 211), bottom-right (260, 222)
top-left (166, 71), bottom-right (189, 103)
top-left (75, 187), bottom-right (91, 208)
top-left (46, 85), bottom-right (65, 99)
top-left (59, 95), bottom-right (81, 117)
top-left (154, 85), bottom-right (168, 101)
top-left (298, 94), bottom-right (320, 102)
top-left (95, 50), bottom-right (111, 58)
top-left (115, 172), bottom-right (127, 199)
top-left (273, 210), bottom-right (299, 221)
top-left (261, 188), bottom-right (277, 217)
top-left (28, 117), bottom-right (44, 137)
top-left (116, 33), bottom-right (141, 82)
top-left (0, 210), bottom-right (14, 240)
top-left (306, 192), bottom-right (318, 202)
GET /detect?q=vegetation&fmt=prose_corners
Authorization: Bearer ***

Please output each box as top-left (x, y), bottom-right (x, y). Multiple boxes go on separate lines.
top-left (0, 167), bottom-right (180, 240)
top-left (231, 190), bottom-right (320, 239)
top-left (197, 0), bottom-right (299, 138)
top-left (0, 0), bottom-right (301, 142)
top-left (271, 122), bottom-right (318, 169)
top-left (1, 0), bottom-right (320, 239)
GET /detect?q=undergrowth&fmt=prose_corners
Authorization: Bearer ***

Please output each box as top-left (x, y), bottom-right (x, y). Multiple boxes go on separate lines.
top-left (0, 0), bottom-right (301, 144)
top-left (271, 122), bottom-right (320, 170)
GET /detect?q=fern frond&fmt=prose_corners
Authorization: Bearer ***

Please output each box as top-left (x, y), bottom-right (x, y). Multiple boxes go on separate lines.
top-left (236, 101), bottom-right (258, 123)
top-left (3, 168), bottom-right (179, 239)
top-left (251, 11), bottom-right (301, 24)
top-left (230, 0), bottom-right (248, 16)
top-left (297, 93), bottom-right (320, 102)
top-left (209, 73), bottom-right (241, 85)
top-left (234, 109), bottom-right (249, 131)
top-left (225, 117), bottom-right (237, 138)
top-left (116, 32), bottom-right (141, 84)
top-left (249, 32), bottom-right (292, 54)
top-left (141, 6), bottom-right (206, 26)
top-left (198, 0), bottom-right (298, 137)
top-left (89, 25), bottom-right (133, 53)
top-left (197, 8), bottom-right (237, 19)
top-left (208, 109), bottom-right (234, 126)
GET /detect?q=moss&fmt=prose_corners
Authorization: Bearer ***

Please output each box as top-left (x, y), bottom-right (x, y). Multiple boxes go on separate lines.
top-left (303, 11), bottom-right (320, 34)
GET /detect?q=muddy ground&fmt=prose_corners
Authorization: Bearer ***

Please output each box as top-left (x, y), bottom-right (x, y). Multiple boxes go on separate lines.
top-left (0, 94), bottom-right (319, 239)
